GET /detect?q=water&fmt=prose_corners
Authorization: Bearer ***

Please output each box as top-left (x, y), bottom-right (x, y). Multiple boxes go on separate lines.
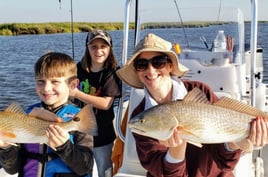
top-left (0, 23), bottom-right (267, 110)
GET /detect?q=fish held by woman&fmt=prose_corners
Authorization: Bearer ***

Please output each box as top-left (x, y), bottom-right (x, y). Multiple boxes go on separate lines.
top-left (0, 102), bottom-right (97, 144)
top-left (128, 88), bottom-right (268, 152)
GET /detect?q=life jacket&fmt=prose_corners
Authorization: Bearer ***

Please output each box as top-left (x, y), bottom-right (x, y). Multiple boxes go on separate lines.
top-left (19, 103), bottom-right (89, 177)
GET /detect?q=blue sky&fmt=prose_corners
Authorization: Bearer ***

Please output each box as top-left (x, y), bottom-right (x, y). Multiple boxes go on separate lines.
top-left (0, 0), bottom-right (267, 23)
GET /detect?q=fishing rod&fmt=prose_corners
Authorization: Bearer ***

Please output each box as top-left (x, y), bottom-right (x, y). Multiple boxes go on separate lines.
top-left (70, 0), bottom-right (75, 60)
top-left (216, 0), bottom-right (222, 22)
top-left (173, 0), bottom-right (189, 49)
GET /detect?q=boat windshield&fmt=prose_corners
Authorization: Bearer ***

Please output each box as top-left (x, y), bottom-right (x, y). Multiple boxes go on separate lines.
top-left (132, 3), bottom-right (245, 64)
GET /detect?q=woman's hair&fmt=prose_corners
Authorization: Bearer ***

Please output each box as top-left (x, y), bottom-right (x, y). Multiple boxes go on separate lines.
top-left (34, 52), bottom-right (77, 81)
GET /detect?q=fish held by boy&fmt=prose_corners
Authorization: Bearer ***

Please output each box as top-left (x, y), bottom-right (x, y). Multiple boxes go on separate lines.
top-left (128, 88), bottom-right (268, 152)
top-left (0, 102), bottom-right (97, 144)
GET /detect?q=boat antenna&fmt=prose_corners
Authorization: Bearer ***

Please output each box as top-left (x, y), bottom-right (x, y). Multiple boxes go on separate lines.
top-left (58, 0), bottom-right (75, 60)
top-left (134, 0), bottom-right (139, 46)
top-left (217, 0), bottom-right (222, 22)
top-left (173, 0), bottom-right (189, 49)
top-left (70, 0), bottom-right (75, 60)
top-left (59, 0), bottom-right (62, 9)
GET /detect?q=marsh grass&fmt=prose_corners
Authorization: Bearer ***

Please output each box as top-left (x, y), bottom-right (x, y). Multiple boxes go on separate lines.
top-left (0, 21), bottom-right (231, 36)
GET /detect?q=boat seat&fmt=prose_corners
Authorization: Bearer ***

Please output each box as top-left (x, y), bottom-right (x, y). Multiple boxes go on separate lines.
top-left (114, 88), bottom-right (146, 177)
top-left (180, 57), bottom-right (246, 100)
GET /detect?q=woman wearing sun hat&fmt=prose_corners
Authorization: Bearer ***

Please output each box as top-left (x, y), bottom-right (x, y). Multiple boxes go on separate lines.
top-left (115, 33), bottom-right (268, 177)
top-left (70, 29), bottom-right (121, 177)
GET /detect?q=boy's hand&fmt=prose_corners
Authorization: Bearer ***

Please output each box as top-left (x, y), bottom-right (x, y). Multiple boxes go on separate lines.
top-left (46, 124), bottom-right (69, 150)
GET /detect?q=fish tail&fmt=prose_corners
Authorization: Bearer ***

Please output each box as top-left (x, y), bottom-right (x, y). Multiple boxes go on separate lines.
top-left (75, 104), bottom-right (98, 135)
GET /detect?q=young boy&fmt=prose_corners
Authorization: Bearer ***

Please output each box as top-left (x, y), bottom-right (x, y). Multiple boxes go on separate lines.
top-left (0, 52), bottom-right (94, 177)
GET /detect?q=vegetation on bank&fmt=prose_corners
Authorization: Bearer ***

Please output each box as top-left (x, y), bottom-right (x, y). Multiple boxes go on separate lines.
top-left (0, 21), bottom-right (243, 36)
top-left (0, 22), bottom-right (129, 36)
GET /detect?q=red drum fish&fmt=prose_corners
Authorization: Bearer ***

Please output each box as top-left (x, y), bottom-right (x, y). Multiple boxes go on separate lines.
top-left (129, 88), bottom-right (268, 152)
top-left (0, 103), bottom-right (97, 144)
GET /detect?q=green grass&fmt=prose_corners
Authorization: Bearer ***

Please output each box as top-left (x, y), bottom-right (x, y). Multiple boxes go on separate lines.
top-left (0, 22), bottom-right (129, 35)
top-left (0, 21), bottom-right (231, 36)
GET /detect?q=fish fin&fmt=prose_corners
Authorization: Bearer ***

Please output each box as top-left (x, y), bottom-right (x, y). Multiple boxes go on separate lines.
top-left (28, 108), bottom-right (63, 122)
top-left (214, 97), bottom-right (268, 119)
top-left (75, 104), bottom-right (98, 136)
top-left (234, 139), bottom-right (253, 153)
top-left (4, 102), bottom-right (26, 114)
top-left (0, 131), bottom-right (17, 139)
top-left (177, 126), bottom-right (202, 148)
top-left (183, 88), bottom-right (211, 104)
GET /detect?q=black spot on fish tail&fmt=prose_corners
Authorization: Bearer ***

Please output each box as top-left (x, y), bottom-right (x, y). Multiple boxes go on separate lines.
top-left (73, 117), bottom-right (80, 122)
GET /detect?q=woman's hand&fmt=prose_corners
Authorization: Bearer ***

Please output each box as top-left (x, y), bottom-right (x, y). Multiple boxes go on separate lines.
top-left (248, 116), bottom-right (268, 147)
top-left (46, 124), bottom-right (69, 150)
top-left (159, 128), bottom-right (187, 161)
top-left (159, 128), bottom-right (186, 147)
top-left (228, 116), bottom-right (268, 152)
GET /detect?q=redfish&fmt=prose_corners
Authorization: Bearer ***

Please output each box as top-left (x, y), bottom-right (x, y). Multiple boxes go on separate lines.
top-left (129, 88), bottom-right (268, 152)
top-left (0, 103), bottom-right (97, 144)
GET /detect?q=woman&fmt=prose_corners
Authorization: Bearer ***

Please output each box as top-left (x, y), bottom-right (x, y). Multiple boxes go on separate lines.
top-left (116, 33), bottom-right (268, 177)
top-left (70, 30), bottom-right (121, 177)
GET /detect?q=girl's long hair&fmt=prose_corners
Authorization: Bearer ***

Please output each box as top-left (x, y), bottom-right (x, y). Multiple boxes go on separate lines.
top-left (80, 42), bottom-right (118, 73)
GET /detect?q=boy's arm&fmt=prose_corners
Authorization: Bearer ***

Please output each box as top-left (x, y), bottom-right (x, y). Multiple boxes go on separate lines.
top-left (0, 144), bottom-right (21, 175)
top-left (54, 131), bottom-right (94, 176)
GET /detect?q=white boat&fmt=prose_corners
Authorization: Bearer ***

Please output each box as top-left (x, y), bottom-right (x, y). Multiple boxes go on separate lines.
top-left (113, 0), bottom-right (267, 177)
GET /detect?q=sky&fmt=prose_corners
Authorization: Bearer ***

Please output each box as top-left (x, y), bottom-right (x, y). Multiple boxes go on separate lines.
top-left (0, 0), bottom-right (267, 23)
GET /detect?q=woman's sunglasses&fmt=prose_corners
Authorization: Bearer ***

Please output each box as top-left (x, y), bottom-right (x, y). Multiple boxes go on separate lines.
top-left (133, 55), bottom-right (172, 71)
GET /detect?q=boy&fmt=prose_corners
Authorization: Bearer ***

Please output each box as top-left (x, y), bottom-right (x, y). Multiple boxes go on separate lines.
top-left (0, 52), bottom-right (94, 177)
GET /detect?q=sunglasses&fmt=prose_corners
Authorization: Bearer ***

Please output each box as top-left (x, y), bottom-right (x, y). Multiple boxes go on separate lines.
top-left (133, 55), bottom-right (172, 71)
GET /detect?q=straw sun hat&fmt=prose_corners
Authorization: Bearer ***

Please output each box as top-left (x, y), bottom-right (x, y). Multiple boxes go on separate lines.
top-left (116, 33), bottom-right (189, 88)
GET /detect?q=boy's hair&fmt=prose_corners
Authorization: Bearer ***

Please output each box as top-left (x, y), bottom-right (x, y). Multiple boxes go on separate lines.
top-left (34, 52), bottom-right (77, 81)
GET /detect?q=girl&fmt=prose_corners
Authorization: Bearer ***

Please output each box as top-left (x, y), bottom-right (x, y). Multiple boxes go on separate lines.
top-left (70, 30), bottom-right (121, 177)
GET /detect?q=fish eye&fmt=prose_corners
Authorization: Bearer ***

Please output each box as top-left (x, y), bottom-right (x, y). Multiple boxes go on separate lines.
top-left (140, 119), bottom-right (145, 124)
